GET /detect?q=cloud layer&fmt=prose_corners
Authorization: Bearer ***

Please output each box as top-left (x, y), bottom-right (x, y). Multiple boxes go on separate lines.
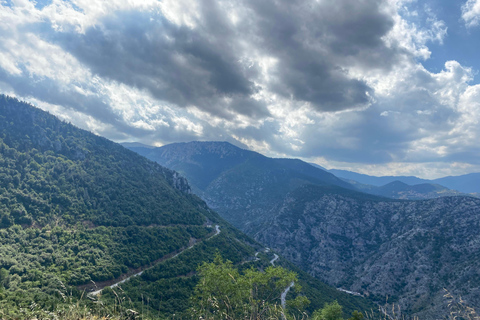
top-left (1, 0), bottom-right (480, 178)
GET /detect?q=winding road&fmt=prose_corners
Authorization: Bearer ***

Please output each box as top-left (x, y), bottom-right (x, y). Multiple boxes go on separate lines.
top-left (267, 251), bottom-right (292, 310)
top-left (281, 281), bottom-right (295, 309)
top-left (270, 253), bottom-right (279, 266)
top-left (90, 225), bottom-right (293, 314)
top-left (89, 225), bottom-right (221, 296)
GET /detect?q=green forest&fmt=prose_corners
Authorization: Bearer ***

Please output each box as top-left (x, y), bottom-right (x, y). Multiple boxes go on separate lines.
top-left (0, 95), bottom-right (222, 317)
top-left (0, 95), bottom-right (377, 319)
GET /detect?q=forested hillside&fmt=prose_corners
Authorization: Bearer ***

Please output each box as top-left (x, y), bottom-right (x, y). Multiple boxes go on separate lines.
top-left (0, 96), bottom-right (376, 318)
top-left (0, 96), bottom-right (200, 228)
top-left (0, 95), bottom-right (217, 317)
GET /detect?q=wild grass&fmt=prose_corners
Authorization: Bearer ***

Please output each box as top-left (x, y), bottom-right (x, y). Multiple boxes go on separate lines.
top-left (444, 290), bottom-right (480, 320)
top-left (0, 279), bottom-right (140, 320)
top-left (1, 284), bottom-right (478, 320)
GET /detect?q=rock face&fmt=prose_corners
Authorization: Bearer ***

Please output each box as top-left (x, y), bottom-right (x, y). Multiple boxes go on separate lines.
top-left (255, 185), bottom-right (480, 318)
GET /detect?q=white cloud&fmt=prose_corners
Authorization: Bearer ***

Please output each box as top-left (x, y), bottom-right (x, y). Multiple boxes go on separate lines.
top-left (158, 0), bottom-right (201, 28)
top-left (0, 0), bottom-right (480, 178)
top-left (381, 0), bottom-right (447, 60)
top-left (41, 0), bottom-right (163, 33)
top-left (462, 0), bottom-right (480, 27)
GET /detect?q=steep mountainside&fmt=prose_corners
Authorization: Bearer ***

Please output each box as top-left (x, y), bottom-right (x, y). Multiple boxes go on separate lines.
top-left (0, 95), bottom-right (215, 316)
top-left (255, 185), bottom-right (480, 318)
top-left (127, 140), bottom-right (480, 318)
top-left (125, 141), bottom-right (355, 229)
top-left (0, 96), bottom-right (375, 318)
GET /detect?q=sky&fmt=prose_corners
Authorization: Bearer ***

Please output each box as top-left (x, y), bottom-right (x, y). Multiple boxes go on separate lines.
top-left (1, 0), bottom-right (480, 179)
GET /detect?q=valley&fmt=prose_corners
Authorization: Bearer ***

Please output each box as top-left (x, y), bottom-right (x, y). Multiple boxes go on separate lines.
top-left (126, 140), bottom-right (480, 319)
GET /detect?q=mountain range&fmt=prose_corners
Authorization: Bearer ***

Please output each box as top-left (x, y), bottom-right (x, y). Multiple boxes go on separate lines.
top-left (128, 142), bottom-right (471, 201)
top-left (125, 140), bottom-right (480, 318)
top-left (329, 169), bottom-right (480, 194)
top-left (349, 180), bottom-right (463, 200)
top-left (126, 141), bottom-right (354, 229)
top-left (0, 95), bottom-right (374, 318)
top-left (2, 93), bottom-right (478, 318)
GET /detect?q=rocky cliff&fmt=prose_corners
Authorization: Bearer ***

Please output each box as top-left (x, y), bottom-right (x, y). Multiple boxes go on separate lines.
top-left (256, 185), bottom-right (480, 318)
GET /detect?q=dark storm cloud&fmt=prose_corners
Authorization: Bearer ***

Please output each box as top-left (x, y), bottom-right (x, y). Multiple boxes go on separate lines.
top-left (50, 8), bottom-right (267, 119)
top-left (313, 0), bottom-right (395, 58)
top-left (44, 0), bottom-right (400, 117)
top-left (244, 0), bottom-right (396, 111)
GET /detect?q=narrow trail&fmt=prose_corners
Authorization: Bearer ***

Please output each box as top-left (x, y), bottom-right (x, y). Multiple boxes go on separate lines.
top-left (88, 225), bottom-right (221, 296)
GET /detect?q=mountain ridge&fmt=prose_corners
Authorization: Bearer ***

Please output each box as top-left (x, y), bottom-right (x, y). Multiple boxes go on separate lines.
top-left (127, 141), bottom-right (479, 195)
top-left (124, 141), bottom-right (357, 230)
top-left (329, 168), bottom-right (480, 194)
top-left (350, 180), bottom-right (463, 200)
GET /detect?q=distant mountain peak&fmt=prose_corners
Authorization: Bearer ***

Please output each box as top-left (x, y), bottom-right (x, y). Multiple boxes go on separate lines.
top-left (382, 180), bottom-right (409, 187)
top-left (309, 162), bottom-right (327, 171)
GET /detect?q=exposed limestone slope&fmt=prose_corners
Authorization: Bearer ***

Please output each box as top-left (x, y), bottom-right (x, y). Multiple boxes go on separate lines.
top-left (255, 185), bottom-right (480, 318)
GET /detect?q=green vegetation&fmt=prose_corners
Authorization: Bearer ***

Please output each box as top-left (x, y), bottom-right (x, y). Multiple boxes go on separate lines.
top-left (312, 301), bottom-right (346, 320)
top-left (0, 223), bottom-right (209, 311)
top-left (98, 229), bottom-right (257, 319)
top-left (0, 96), bottom-right (379, 318)
top-left (0, 95), bottom-right (219, 317)
top-left (0, 96), bottom-right (210, 228)
top-left (189, 255), bottom-right (371, 320)
top-left (191, 253), bottom-right (300, 320)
